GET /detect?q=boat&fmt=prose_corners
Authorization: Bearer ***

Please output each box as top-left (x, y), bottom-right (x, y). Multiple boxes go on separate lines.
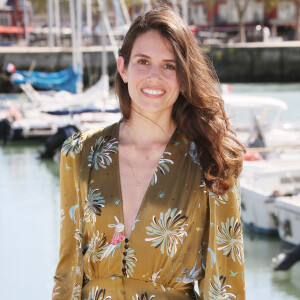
top-left (221, 93), bottom-right (300, 234)
top-left (1, 90), bottom-right (121, 140)
top-left (10, 65), bottom-right (78, 93)
top-left (272, 242), bottom-right (300, 270)
top-left (274, 194), bottom-right (300, 245)
top-left (0, 0), bottom-right (123, 142)
top-left (240, 156), bottom-right (300, 234)
top-left (223, 94), bottom-right (300, 149)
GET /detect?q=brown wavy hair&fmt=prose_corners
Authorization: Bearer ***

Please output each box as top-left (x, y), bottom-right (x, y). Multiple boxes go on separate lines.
top-left (115, 6), bottom-right (245, 195)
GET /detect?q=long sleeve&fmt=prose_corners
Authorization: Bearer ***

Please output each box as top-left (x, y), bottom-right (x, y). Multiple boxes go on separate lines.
top-left (198, 180), bottom-right (245, 299)
top-left (52, 133), bottom-right (85, 299)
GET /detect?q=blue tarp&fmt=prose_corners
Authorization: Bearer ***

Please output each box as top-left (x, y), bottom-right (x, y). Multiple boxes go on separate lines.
top-left (12, 65), bottom-right (78, 93)
top-left (45, 107), bottom-right (120, 116)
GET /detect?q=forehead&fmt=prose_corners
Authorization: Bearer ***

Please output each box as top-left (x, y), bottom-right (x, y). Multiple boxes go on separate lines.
top-left (130, 30), bottom-right (175, 59)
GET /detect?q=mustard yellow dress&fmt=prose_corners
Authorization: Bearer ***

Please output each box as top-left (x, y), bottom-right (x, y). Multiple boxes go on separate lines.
top-left (52, 122), bottom-right (245, 300)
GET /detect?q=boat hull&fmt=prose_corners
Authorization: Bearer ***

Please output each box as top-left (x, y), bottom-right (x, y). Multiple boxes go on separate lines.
top-left (241, 184), bottom-right (278, 234)
top-left (274, 196), bottom-right (300, 245)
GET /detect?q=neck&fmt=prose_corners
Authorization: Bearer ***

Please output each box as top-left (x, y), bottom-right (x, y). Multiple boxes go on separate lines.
top-left (120, 111), bottom-right (176, 148)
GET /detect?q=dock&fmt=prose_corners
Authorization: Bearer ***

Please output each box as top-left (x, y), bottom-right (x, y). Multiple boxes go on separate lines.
top-left (1, 40), bottom-right (300, 92)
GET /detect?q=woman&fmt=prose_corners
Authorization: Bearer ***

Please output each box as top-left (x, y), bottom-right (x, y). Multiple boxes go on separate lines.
top-left (52, 6), bottom-right (245, 300)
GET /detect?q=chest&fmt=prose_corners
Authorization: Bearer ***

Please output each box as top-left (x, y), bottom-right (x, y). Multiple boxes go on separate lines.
top-left (118, 145), bottom-right (162, 238)
top-left (83, 130), bottom-right (203, 244)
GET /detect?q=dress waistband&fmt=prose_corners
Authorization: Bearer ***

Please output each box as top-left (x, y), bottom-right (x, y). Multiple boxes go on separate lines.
top-left (82, 276), bottom-right (197, 300)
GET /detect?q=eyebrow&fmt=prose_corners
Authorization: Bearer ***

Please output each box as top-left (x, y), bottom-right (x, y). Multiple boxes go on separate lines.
top-left (133, 54), bottom-right (176, 63)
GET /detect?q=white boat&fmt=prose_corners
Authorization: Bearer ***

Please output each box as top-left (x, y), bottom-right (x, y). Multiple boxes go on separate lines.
top-left (0, 74), bottom-right (121, 141)
top-left (274, 195), bottom-right (300, 245)
top-left (221, 93), bottom-right (300, 234)
top-left (240, 156), bottom-right (300, 234)
top-left (223, 94), bottom-right (300, 148)
top-left (7, 104), bottom-right (121, 140)
top-left (18, 74), bottom-right (116, 112)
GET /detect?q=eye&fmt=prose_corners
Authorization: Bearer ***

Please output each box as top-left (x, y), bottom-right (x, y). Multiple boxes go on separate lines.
top-left (137, 59), bottom-right (149, 65)
top-left (163, 64), bottom-right (176, 71)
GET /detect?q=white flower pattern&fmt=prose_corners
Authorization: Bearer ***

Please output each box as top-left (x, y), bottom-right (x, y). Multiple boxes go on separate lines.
top-left (145, 208), bottom-right (188, 258)
top-left (216, 217), bottom-right (244, 265)
top-left (209, 275), bottom-right (236, 300)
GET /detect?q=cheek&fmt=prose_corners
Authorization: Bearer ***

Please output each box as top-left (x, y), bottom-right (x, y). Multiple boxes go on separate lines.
top-left (129, 65), bottom-right (149, 79)
top-left (169, 76), bottom-right (180, 91)
top-left (162, 71), bottom-right (179, 85)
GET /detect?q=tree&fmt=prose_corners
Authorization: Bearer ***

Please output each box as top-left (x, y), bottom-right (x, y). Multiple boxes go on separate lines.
top-left (30, 0), bottom-right (47, 14)
top-left (264, 0), bottom-right (300, 40)
top-left (233, 0), bottom-right (251, 43)
top-left (201, 0), bottom-right (216, 36)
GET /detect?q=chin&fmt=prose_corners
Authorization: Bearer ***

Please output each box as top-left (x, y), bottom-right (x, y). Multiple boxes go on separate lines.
top-left (135, 103), bottom-right (172, 115)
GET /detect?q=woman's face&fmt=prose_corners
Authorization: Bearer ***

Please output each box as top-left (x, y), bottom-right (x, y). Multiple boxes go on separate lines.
top-left (117, 30), bottom-right (180, 117)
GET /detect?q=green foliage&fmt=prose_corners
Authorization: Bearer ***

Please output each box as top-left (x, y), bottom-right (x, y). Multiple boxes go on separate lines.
top-left (263, 0), bottom-right (300, 12)
top-left (262, 0), bottom-right (280, 12)
top-left (31, 0), bottom-right (70, 14)
top-left (31, 0), bottom-right (47, 14)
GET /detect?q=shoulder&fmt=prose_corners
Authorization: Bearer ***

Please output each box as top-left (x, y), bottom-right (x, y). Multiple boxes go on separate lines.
top-left (81, 122), bottom-right (119, 145)
top-left (61, 122), bottom-right (119, 160)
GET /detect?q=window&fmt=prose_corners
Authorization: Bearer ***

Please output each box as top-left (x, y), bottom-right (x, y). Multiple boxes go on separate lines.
top-left (0, 13), bottom-right (12, 26)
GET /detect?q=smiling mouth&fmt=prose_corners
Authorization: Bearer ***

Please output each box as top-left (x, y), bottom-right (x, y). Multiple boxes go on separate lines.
top-left (141, 88), bottom-right (166, 96)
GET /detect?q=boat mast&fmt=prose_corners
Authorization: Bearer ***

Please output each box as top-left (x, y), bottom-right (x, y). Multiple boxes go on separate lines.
top-left (86, 0), bottom-right (93, 45)
top-left (170, 0), bottom-right (180, 15)
top-left (99, 0), bottom-right (109, 105)
top-left (119, 0), bottom-right (131, 26)
top-left (97, 0), bottom-right (118, 61)
top-left (182, 0), bottom-right (189, 24)
top-left (69, 0), bottom-right (83, 93)
top-left (76, 0), bottom-right (83, 93)
top-left (47, 0), bottom-right (54, 47)
top-left (54, 0), bottom-right (61, 46)
top-left (24, 1), bottom-right (30, 46)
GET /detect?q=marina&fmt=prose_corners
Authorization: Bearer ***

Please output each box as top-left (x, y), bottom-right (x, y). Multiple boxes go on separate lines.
top-left (1, 83), bottom-right (300, 299)
top-left (1, 0), bottom-right (300, 298)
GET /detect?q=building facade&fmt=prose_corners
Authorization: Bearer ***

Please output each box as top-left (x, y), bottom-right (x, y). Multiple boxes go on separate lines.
top-left (0, 0), bottom-right (30, 44)
top-left (188, 0), bottom-right (297, 40)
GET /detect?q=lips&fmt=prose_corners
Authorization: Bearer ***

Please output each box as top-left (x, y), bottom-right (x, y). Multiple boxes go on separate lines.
top-left (141, 88), bottom-right (166, 97)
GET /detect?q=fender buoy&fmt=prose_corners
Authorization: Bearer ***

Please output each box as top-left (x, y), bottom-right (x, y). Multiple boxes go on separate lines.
top-left (244, 151), bottom-right (263, 161)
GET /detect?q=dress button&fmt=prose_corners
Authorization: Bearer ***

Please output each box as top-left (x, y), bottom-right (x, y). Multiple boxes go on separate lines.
top-left (125, 238), bottom-right (129, 243)
top-left (122, 267), bottom-right (126, 274)
top-left (122, 259), bottom-right (126, 264)
top-left (123, 251), bottom-right (127, 256)
top-left (124, 244), bottom-right (129, 249)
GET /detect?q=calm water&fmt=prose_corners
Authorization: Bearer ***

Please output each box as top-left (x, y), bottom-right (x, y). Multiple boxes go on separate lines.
top-left (0, 84), bottom-right (300, 299)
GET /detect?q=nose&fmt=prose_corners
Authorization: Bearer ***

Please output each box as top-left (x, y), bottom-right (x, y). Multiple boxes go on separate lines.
top-left (147, 64), bottom-right (161, 80)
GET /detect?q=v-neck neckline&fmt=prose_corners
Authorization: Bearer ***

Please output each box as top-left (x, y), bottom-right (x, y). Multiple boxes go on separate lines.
top-left (116, 121), bottom-right (179, 240)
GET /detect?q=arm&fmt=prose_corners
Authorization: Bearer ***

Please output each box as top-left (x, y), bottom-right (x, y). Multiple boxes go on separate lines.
top-left (198, 180), bottom-right (245, 299)
top-left (52, 134), bottom-right (85, 299)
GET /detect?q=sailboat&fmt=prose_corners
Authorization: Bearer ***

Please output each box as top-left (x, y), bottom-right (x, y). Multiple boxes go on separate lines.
top-left (10, 65), bottom-right (78, 93)
top-left (0, 0), bottom-right (130, 143)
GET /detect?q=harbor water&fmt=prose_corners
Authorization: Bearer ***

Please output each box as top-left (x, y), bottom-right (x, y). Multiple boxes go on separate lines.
top-left (0, 83), bottom-right (300, 299)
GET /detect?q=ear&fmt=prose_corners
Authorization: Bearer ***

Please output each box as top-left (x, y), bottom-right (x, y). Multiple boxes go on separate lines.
top-left (117, 56), bottom-right (128, 83)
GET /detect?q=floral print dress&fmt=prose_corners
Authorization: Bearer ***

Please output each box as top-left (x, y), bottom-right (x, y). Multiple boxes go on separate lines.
top-left (52, 122), bottom-right (245, 300)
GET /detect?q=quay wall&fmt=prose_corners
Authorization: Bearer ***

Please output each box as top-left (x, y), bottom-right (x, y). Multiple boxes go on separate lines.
top-left (1, 42), bottom-right (300, 92)
top-left (210, 42), bottom-right (300, 83)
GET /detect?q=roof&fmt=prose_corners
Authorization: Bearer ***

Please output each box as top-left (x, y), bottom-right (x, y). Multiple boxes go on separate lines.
top-left (0, 25), bottom-right (34, 34)
top-left (222, 94), bottom-right (288, 110)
